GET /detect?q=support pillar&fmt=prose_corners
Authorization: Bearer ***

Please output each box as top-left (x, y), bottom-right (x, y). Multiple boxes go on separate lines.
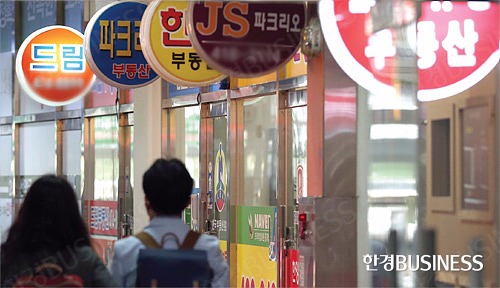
top-left (132, 79), bottom-right (162, 232)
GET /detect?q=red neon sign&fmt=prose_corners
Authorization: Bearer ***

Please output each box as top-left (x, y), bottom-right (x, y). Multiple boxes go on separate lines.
top-left (319, 1), bottom-right (499, 101)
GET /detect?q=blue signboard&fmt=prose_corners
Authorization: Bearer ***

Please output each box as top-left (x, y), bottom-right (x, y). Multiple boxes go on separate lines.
top-left (168, 79), bottom-right (228, 98)
top-left (84, 1), bottom-right (158, 89)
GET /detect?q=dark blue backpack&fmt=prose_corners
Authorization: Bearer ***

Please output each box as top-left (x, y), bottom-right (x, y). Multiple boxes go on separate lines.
top-left (135, 231), bottom-right (211, 287)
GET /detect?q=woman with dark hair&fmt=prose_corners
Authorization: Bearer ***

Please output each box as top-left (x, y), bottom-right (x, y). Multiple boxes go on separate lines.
top-left (1, 175), bottom-right (115, 287)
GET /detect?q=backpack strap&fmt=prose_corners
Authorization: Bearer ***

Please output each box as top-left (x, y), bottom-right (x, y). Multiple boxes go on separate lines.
top-left (179, 230), bottom-right (201, 250)
top-left (135, 232), bottom-right (161, 249)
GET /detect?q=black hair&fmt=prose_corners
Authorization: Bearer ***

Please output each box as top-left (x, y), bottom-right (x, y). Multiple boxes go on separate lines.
top-left (1, 175), bottom-right (91, 263)
top-left (142, 158), bottom-right (194, 215)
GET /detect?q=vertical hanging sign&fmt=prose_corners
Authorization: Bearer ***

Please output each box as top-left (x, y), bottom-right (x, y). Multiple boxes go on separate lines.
top-left (16, 25), bottom-right (95, 106)
top-left (84, 1), bottom-right (158, 89)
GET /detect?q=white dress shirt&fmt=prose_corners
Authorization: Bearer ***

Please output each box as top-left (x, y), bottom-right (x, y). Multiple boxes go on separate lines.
top-left (110, 216), bottom-right (229, 287)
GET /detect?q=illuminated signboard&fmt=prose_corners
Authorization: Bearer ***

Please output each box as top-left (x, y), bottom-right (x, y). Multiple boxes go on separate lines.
top-left (15, 25), bottom-right (95, 106)
top-left (84, 1), bottom-right (158, 89)
top-left (319, 0), bottom-right (499, 101)
top-left (141, 0), bottom-right (225, 86)
top-left (188, 1), bottom-right (305, 78)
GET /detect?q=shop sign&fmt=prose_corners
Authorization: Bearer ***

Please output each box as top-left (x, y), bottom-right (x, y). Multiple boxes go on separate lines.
top-left (15, 25), bottom-right (95, 106)
top-left (319, 0), bottom-right (499, 101)
top-left (188, 1), bottom-right (305, 78)
top-left (285, 51), bottom-right (307, 79)
top-left (141, 0), bottom-right (225, 86)
top-left (215, 142), bottom-right (226, 213)
top-left (89, 200), bottom-right (118, 236)
top-left (238, 206), bottom-right (276, 247)
top-left (238, 206), bottom-right (278, 288)
top-left (84, 1), bottom-right (158, 89)
top-left (417, 1), bottom-right (499, 101)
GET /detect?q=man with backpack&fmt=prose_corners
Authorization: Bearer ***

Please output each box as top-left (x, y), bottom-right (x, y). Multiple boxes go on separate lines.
top-left (110, 158), bottom-right (229, 287)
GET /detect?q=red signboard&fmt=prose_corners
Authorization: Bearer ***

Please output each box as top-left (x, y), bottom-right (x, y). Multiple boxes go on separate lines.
top-left (319, 0), bottom-right (499, 101)
top-left (188, 1), bottom-right (305, 78)
top-left (15, 25), bottom-right (95, 106)
top-left (89, 200), bottom-right (118, 236)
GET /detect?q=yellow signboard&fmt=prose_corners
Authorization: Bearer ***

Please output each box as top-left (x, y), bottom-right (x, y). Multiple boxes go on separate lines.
top-left (238, 244), bottom-right (277, 288)
top-left (141, 0), bottom-right (225, 86)
top-left (285, 50), bottom-right (307, 79)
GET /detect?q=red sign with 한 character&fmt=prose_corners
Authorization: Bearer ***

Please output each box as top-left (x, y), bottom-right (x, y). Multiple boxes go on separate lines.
top-left (319, 0), bottom-right (499, 101)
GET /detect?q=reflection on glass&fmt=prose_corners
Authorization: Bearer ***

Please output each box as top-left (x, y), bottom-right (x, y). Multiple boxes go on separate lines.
top-left (0, 52), bottom-right (13, 117)
top-left (94, 116), bottom-right (118, 201)
top-left (185, 107), bottom-right (200, 188)
top-left (461, 105), bottom-right (489, 211)
top-left (63, 130), bottom-right (82, 202)
top-left (242, 95), bottom-right (278, 206)
top-left (292, 107), bottom-right (307, 200)
top-left (170, 106), bottom-right (200, 188)
top-left (19, 122), bottom-right (56, 176)
top-left (0, 135), bottom-right (13, 242)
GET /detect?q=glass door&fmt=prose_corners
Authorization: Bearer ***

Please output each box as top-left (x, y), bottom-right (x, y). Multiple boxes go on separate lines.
top-left (162, 105), bottom-right (201, 230)
top-left (0, 128), bottom-right (13, 242)
top-left (279, 90), bottom-right (307, 288)
top-left (118, 113), bottom-right (134, 238)
top-left (83, 115), bottom-right (119, 267)
top-left (235, 94), bottom-right (279, 288)
top-left (200, 101), bottom-right (229, 261)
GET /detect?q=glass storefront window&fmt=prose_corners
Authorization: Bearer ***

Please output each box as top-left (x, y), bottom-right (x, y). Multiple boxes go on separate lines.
top-left (241, 95), bottom-right (278, 206)
top-left (20, 0), bottom-right (57, 115)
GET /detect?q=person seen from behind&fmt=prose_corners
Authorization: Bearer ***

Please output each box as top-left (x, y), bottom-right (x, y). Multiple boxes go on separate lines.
top-left (111, 158), bottom-right (229, 287)
top-left (0, 175), bottom-right (116, 287)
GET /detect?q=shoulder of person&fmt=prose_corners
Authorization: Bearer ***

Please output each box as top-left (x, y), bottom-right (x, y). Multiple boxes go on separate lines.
top-left (195, 233), bottom-right (221, 249)
top-left (114, 235), bottom-right (143, 252)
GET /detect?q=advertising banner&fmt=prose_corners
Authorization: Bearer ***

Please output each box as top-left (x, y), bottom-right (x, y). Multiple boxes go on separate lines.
top-left (141, 0), bottom-right (225, 86)
top-left (237, 205), bottom-right (277, 288)
top-left (319, 0), bottom-right (499, 101)
top-left (15, 25), bottom-right (95, 106)
top-left (239, 245), bottom-right (277, 288)
top-left (89, 200), bottom-right (118, 236)
top-left (285, 51), bottom-right (307, 79)
top-left (188, 1), bottom-right (305, 78)
top-left (84, 1), bottom-right (158, 89)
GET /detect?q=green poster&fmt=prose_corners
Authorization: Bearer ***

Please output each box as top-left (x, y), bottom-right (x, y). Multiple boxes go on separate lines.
top-left (238, 206), bottom-right (276, 247)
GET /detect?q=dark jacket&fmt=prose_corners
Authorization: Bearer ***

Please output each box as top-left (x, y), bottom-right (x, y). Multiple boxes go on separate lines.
top-left (1, 245), bottom-right (116, 287)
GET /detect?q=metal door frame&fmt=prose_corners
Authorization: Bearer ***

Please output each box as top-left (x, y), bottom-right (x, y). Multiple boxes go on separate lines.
top-left (82, 104), bottom-right (134, 239)
top-left (277, 88), bottom-right (307, 287)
